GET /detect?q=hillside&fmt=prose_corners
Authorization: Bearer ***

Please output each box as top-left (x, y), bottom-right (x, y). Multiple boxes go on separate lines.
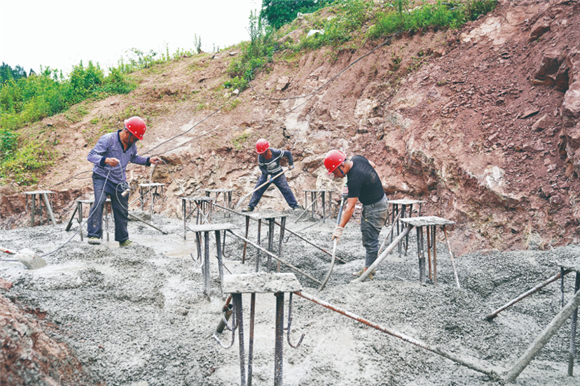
top-left (1, 0), bottom-right (579, 254)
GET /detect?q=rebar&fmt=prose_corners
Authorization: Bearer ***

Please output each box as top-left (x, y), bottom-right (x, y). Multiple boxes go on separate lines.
top-left (443, 226), bottom-right (461, 289)
top-left (294, 291), bottom-right (498, 378)
top-left (248, 293), bottom-right (256, 386)
top-left (286, 292), bottom-right (305, 348)
top-left (568, 272), bottom-right (580, 376)
top-left (505, 288), bottom-right (580, 382)
top-left (274, 292), bottom-right (284, 386)
top-left (234, 294), bottom-right (246, 385)
top-left (486, 270), bottom-right (571, 321)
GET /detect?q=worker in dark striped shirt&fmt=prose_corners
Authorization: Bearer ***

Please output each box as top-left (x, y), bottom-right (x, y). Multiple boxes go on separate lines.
top-left (86, 116), bottom-right (160, 247)
top-left (242, 139), bottom-right (302, 212)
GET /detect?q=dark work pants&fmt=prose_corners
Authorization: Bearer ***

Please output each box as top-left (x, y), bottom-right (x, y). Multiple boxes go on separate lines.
top-left (361, 195), bottom-right (389, 268)
top-left (248, 173), bottom-right (298, 209)
top-left (87, 174), bottom-right (129, 242)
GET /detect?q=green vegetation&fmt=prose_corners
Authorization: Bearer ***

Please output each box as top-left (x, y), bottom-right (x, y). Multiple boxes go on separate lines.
top-left (226, 0), bottom-right (496, 92)
top-left (0, 62), bottom-right (135, 131)
top-left (0, 129), bottom-right (54, 184)
top-left (368, 0), bottom-right (497, 38)
top-left (0, 43), bottom-right (205, 185)
top-left (232, 131), bottom-right (251, 150)
top-left (261, 0), bottom-right (334, 29)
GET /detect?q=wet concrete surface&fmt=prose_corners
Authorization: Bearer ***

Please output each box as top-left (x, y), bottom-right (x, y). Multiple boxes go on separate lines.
top-left (1, 208), bottom-right (580, 385)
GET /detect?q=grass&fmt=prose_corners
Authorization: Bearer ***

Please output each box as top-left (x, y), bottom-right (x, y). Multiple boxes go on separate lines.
top-left (224, 1), bottom-right (497, 93)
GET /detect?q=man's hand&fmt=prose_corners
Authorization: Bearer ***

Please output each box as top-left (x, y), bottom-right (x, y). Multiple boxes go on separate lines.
top-left (288, 165), bottom-right (294, 170)
top-left (105, 158), bottom-right (120, 167)
top-left (332, 226), bottom-right (344, 243)
top-left (150, 156), bottom-right (161, 165)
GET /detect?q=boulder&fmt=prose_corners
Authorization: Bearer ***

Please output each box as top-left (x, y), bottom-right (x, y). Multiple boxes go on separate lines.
top-left (528, 18), bottom-right (550, 42)
top-left (534, 50), bottom-right (561, 79)
top-left (531, 115), bottom-right (551, 132)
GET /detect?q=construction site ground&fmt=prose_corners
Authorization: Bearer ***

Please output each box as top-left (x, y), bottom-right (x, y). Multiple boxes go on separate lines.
top-left (1, 207), bottom-right (579, 385)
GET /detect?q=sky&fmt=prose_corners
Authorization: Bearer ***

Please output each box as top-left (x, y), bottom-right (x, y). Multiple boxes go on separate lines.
top-left (0, 0), bottom-right (260, 74)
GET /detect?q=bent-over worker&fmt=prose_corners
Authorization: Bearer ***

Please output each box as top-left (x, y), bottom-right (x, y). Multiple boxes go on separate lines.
top-left (86, 116), bottom-right (160, 247)
top-left (324, 150), bottom-right (388, 279)
top-left (242, 139), bottom-right (302, 212)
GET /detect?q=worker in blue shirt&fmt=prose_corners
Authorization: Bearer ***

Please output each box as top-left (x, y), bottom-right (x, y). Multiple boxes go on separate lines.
top-left (86, 116), bottom-right (160, 246)
top-left (242, 139), bottom-right (302, 212)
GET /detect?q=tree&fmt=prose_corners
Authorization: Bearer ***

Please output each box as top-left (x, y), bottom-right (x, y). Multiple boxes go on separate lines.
top-left (260, 0), bottom-right (333, 30)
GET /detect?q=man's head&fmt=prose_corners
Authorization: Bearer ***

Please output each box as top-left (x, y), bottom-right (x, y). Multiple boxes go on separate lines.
top-left (324, 150), bottom-right (347, 178)
top-left (124, 116), bottom-right (146, 141)
top-left (255, 138), bottom-right (270, 154)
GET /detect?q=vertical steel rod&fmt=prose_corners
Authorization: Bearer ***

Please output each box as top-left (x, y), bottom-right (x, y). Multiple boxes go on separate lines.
top-left (203, 232), bottom-right (210, 296)
top-left (248, 293), bottom-right (256, 386)
top-left (277, 217), bottom-right (286, 273)
top-left (256, 220), bottom-right (262, 272)
top-left (274, 292), bottom-right (285, 386)
top-left (427, 225), bottom-right (432, 281)
top-left (268, 219), bottom-right (275, 273)
top-left (31, 194), bottom-right (36, 227)
top-left (234, 294), bottom-right (246, 386)
top-left (243, 216), bottom-right (250, 264)
top-left (215, 230), bottom-right (224, 296)
top-left (561, 267), bottom-right (565, 308)
top-left (183, 199), bottom-right (187, 240)
top-left (432, 225), bottom-right (437, 285)
top-left (568, 272), bottom-right (580, 376)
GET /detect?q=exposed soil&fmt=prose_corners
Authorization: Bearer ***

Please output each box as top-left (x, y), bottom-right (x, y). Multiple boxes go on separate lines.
top-left (2, 0), bottom-right (580, 385)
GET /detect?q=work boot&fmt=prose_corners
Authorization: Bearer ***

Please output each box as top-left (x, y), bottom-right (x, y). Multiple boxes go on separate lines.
top-left (119, 239), bottom-right (133, 247)
top-left (352, 268), bottom-right (375, 279)
top-left (291, 205), bottom-right (304, 210)
top-left (88, 237), bottom-right (101, 245)
top-left (241, 206), bottom-right (254, 213)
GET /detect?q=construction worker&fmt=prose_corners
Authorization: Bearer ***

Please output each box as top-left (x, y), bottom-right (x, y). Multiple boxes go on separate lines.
top-left (324, 150), bottom-right (388, 279)
top-left (242, 139), bottom-right (302, 212)
top-left (86, 116), bottom-right (160, 247)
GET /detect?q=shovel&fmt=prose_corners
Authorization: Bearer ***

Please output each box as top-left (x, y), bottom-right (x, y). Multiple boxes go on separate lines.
top-left (234, 168), bottom-right (288, 210)
top-left (0, 246), bottom-right (47, 270)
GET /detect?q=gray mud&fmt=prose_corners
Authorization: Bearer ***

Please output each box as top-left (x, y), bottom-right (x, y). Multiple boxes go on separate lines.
top-left (1, 210), bottom-right (579, 385)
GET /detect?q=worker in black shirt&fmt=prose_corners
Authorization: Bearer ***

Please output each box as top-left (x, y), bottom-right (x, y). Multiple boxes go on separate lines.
top-left (323, 150), bottom-right (388, 278)
top-left (242, 139), bottom-right (302, 212)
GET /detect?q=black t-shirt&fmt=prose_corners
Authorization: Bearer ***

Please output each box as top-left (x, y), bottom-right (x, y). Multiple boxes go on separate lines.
top-left (346, 155), bottom-right (384, 205)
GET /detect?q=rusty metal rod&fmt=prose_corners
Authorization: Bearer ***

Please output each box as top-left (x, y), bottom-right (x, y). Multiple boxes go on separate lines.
top-left (505, 288), bottom-right (580, 382)
top-left (274, 220), bottom-right (346, 264)
top-left (442, 227), bottom-right (460, 289)
top-left (226, 230), bottom-right (322, 285)
top-left (248, 293), bottom-right (256, 386)
top-left (274, 292), bottom-right (284, 386)
top-left (354, 226), bottom-right (412, 283)
top-left (294, 291), bottom-right (499, 378)
top-left (486, 270), bottom-right (572, 321)
top-left (569, 272), bottom-right (580, 376)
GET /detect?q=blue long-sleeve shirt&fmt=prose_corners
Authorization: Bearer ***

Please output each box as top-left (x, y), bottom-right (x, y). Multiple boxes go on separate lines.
top-left (87, 130), bottom-right (150, 184)
top-left (258, 148), bottom-right (293, 176)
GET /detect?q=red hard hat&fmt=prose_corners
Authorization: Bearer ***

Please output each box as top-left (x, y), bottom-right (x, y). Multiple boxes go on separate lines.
top-left (124, 116), bottom-right (146, 140)
top-left (256, 138), bottom-right (270, 154)
top-left (324, 150), bottom-right (346, 174)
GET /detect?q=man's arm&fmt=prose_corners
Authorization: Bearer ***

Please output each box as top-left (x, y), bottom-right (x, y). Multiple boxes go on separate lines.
top-left (283, 150), bottom-right (294, 168)
top-left (87, 135), bottom-right (112, 167)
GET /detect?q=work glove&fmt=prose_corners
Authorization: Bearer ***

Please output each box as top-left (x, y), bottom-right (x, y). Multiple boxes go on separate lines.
top-left (332, 226), bottom-right (344, 243)
top-left (289, 165), bottom-right (294, 170)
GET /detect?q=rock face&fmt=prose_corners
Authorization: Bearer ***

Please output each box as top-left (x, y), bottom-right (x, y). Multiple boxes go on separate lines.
top-left (563, 50), bottom-right (580, 177)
